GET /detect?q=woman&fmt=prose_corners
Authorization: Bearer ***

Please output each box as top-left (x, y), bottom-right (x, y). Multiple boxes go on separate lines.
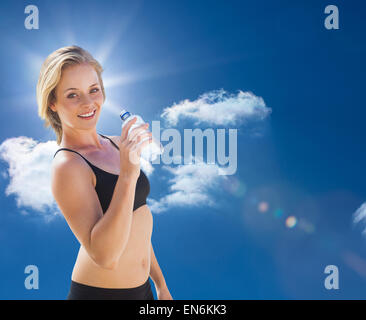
top-left (37, 45), bottom-right (172, 300)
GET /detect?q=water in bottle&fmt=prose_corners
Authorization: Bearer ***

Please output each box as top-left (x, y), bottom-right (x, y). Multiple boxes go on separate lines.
top-left (120, 109), bottom-right (164, 162)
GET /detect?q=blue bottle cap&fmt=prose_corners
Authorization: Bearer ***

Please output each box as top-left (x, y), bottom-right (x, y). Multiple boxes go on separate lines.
top-left (120, 109), bottom-right (131, 121)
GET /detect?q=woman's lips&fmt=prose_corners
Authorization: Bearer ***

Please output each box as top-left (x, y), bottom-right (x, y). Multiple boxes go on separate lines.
top-left (78, 109), bottom-right (96, 119)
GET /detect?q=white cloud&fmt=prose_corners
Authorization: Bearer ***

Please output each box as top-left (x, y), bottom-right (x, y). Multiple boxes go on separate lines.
top-left (0, 137), bottom-right (59, 221)
top-left (161, 88), bottom-right (271, 126)
top-left (139, 157), bottom-right (154, 176)
top-left (147, 157), bottom-right (228, 213)
top-left (353, 202), bottom-right (366, 236)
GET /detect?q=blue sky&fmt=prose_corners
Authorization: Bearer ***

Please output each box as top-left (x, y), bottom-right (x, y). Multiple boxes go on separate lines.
top-left (0, 0), bottom-right (365, 299)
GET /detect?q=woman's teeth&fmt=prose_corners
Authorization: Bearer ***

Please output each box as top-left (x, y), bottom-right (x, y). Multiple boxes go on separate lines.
top-left (78, 110), bottom-right (96, 118)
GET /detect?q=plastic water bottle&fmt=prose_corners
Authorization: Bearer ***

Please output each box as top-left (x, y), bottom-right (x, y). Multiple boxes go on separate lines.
top-left (120, 109), bottom-right (164, 162)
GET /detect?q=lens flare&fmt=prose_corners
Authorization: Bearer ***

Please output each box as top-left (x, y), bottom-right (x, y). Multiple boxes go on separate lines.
top-left (274, 209), bottom-right (283, 218)
top-left (258, 201), bottom-right (269, 213)
top-left (285, 216), bottom-right (297, 228)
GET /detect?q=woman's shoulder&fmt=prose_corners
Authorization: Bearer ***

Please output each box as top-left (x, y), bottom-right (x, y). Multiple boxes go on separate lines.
top-left (51, 149), bottom-right (97, 195)
top-left (51, 148), bottom-right (89, 175)
top-left (51, 145), bottom-right (95, 181)
top-left (102, 135), bottom-right (121, 148)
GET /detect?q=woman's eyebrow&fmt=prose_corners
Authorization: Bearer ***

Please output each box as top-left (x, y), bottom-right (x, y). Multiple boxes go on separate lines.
top-left (63, 83), bottom-right (99, 93)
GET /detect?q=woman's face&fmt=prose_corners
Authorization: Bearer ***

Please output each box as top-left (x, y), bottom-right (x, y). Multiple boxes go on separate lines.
top-left (50, 63), bottom-right (104, 130)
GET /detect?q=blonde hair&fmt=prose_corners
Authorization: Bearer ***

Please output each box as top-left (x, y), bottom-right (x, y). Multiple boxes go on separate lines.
top-left (37, 46), bottom-right (105, 145)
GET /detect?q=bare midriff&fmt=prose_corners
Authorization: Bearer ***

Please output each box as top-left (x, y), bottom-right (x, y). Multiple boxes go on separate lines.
top-left (71, 204), bottom-right (153, 289)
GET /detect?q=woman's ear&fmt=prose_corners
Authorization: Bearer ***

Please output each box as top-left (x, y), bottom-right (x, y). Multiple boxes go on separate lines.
top-left (49, 103), bottom-right (57, 112)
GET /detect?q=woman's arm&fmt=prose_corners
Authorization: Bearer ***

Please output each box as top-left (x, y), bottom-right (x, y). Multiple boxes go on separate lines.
top-left (89, 174), bottom-right (137, 269)
top-left (149, 243), bottom-right (173, 300)
top-left (150, 243), bottom-right (167, 289)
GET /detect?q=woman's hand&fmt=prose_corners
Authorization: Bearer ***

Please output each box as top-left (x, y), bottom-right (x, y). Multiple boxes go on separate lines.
top-left (119, 117), bottom-right (152, 180)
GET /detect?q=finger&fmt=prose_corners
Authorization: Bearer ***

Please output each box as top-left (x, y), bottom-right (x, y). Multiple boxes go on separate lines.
top-left (134, 131), bottom-right (152, 142)
top-left (128, 123), bottom-right (148, 142)
top-left (135, 137), bottom-right (153, 152)
top-left (128, 123), bottom-right (149, 142)
top-left (128, 139), bottom-right (143, 155)
top-left (126, 138), bottom-right (137, 148)
top-left (128, 136), bottom-right (143, 151)
top-left (121, 116), bottom-right (137, 141)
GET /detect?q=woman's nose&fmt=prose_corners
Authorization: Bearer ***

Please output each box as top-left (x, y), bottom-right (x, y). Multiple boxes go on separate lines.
top-left (79, 92), bottom-right (94, 105)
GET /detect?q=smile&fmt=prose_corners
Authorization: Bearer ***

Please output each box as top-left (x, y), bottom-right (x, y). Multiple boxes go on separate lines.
top-left (78, 109), bottom-right (96, 119)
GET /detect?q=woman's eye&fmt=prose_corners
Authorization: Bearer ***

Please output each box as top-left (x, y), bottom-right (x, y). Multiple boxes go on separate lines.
top-left (66, 88), bottom-right (98, 99)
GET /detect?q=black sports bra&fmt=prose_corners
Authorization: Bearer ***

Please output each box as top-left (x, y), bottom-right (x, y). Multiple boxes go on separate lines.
top-left (53, 133), bottom-right (150, 213)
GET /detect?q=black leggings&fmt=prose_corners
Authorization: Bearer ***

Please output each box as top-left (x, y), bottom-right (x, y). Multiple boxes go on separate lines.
top-left (67, 277), bottom-right (155, 300)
